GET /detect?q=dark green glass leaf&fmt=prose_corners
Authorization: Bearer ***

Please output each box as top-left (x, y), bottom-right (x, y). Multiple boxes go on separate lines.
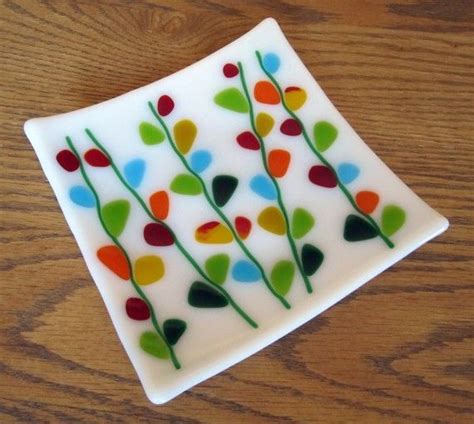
top-left (212, 175), bottom-right (238, 207)
top-left (344, 214), bottom-right (378, 242)
top-left (188, 281), bottom-right (229, 308)
top-left (163, 319), bottom-right (187, 346)
top-left (301, 244), bottom-right (324, 276)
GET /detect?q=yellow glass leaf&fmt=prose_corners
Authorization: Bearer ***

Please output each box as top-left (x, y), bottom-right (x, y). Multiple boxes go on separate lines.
top-left (257, 206), bottom-right (286, 235)
top-left (255, 112), bottom-right (274, 137)
top-left (134, 255), bottom-right (165, 285)
top-left (195, 221), bottom-right (233, 244)
top-left (173, 119), bottom-right (197, 154)
top-left (284, 87), bottom-right (307, 111)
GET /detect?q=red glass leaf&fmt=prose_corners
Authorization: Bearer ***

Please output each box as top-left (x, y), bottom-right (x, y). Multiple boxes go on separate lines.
top-left (157, 95), bottom-right (174, 116)
top-left (308, 165), bottom-right (338, 188)
top-left (144, 223), bottom-right (174, 246)
top-left (236, 131), bottom-right (260, 150)
top-left (56, 149), bottom-right (79, 172)
top-left (84, 149), bottom-right (110, 167)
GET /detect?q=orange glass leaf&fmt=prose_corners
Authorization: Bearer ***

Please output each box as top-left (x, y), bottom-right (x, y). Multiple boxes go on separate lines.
top-left (254, 81), bottom-right (280, 105)
top-left (97, 245), bottom-right (130, 280)
top-left (268, 149), bottom-right (291, 178)
top-left (150, 191), bottom-right (169, 220)
top-left (356, 191), bottom-right (380, 214)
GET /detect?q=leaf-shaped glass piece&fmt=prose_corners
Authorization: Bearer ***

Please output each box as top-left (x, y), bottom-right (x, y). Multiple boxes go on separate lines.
top-left (124, 159), bottom-right (146, 188)
top-left (163, 319), bottom-right (187, 345)
top-left (268, 149), bottom-right (291, 178)
top-left (190, 150), bottom-right (212, 173)
top-left (149, 191), bottom-right (169, 220)
top-left (250, 174), bottom-right (277, 200)
top-left (284, 86), bottom-right (307, 111)
top-left (214, 88), bottom-right (249, 113)
top-left (140, 331), bottom-right (170, 359)
top-left (205, 254), bottom-right (230, 285)
top-left (188, 281), bottom-right (229, 308)
top-left (337, 162), bottom-right (360, 185)
top-left (126, 298), bottom-right (150, 321)
top-left (291, 208), bottom-right (315, 239)
top-left (256, 112), bottom-right (274, 137)
top-left (232, 260), bottom-right (261, 283)
top-left (195, 221), bottom-right (233, 244)
top-left (139, 122), bottom-right (165, 145)
top-left (344, 215), bottom-right (378, 242)
top-left (382, 205), bottom-right (406, 236)
top-left (97, 245), bottom-right (130, 280)
top-left (355, 191), bottom-right (379, 214)
top-left (258, 206), bottom-right (286, 235)
top-left (102, 200), bottom-right (130, 237)
top-left (56, 149), bottom-right (79, 172)
top-left (212, 175), bottom-right (238, 207)
top-left (134, 255), bottom-right (165, 285)
top-left (235, 216), bottom-right (252, 240)
top-left (313, 121), bottom-right (338, 152)
top-left (270, 260), bottom-right (295, 296)
top-left (173, 119), bottom-right (197, 154)
top-left (170, 174), bottom-right (202, 195)
top-left (254, 81), bottom-right (280, 105)
top-left (301, 244), bottom-right (324, 276)
top-left (69, 185), bottom-right (95, 208)
top-left (144, 223), bottom-right (174, 246)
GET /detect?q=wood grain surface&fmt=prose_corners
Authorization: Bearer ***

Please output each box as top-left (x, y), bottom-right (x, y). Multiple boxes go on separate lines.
top-left (1, 0), bottom-right (473, 422)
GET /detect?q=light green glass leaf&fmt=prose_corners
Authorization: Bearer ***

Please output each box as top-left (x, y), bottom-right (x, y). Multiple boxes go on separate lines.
top-left (139, 331), bottom-right (170, 359)
top-left (170, 174), bottom-right (202, 195)
top-left (205, 254), bottom-right (230, 285)
top-left (291, 208), bottom-right (315, 239)
top-left (214, 88), bottom-right (249, 113)
top-left (313, 121), bottom-right (338, 152)
top-left (139, 122), bottom-right (165, 145)
top-left (381, 205), bottom-right (406, 236)
top-left (102, 200), bottom-right (130, 237)
top-left (270, 260), bottom-right (295, 296)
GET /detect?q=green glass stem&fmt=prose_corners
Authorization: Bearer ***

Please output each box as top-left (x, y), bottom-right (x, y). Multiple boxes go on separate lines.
top-left (148, 102), bottom-right (291, 309)
top-left (255, 50), bottom-right (394, 249)
top-left (66, 136), bottom-right (181, 370)
top-left (85, 129), bottom-right (258, 329)
top-left (237, 61), bottom-right (314, 294)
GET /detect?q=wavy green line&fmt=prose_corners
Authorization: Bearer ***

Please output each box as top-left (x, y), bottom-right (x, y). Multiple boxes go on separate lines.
top-left (148, 102), bottom-right (291, 309)
top-left (237, 61), bottom-right (314, 294)
top-left (66, 136), bottom-right (181, 369)
top-left (255, 50), bottom-right (394, 249)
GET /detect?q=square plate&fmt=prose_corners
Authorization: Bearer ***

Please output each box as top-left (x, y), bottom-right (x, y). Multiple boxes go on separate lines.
top-left (24, 18), bottom-right (448, 404)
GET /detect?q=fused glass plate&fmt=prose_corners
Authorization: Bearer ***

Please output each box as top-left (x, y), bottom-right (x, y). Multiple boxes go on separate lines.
top-left (24, 18), bottom-right (448, 404)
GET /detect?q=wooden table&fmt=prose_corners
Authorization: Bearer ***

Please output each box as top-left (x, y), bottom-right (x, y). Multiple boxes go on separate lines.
top-left (1, 1), bottom-right (473, 422)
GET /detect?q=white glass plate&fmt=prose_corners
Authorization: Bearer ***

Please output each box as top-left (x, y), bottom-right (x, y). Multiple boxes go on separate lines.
top-left (24, 18), bottom-right (448, 404)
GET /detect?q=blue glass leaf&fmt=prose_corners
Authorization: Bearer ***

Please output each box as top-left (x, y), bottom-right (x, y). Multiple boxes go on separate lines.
top-left (190, 150), bottom-right (212, 174)
top-left (337, 162), bottom-right (360, 184)
top-left (263, 53), bottom-right (280, 74)
top-left (250, 174), bottom-right (277, 200)
top-left (69, 185), bottom-right (95, 208)
top-left (232, 260), bottom-right (261, 283)
top-left (124, 159), bottom-right (146, 188)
